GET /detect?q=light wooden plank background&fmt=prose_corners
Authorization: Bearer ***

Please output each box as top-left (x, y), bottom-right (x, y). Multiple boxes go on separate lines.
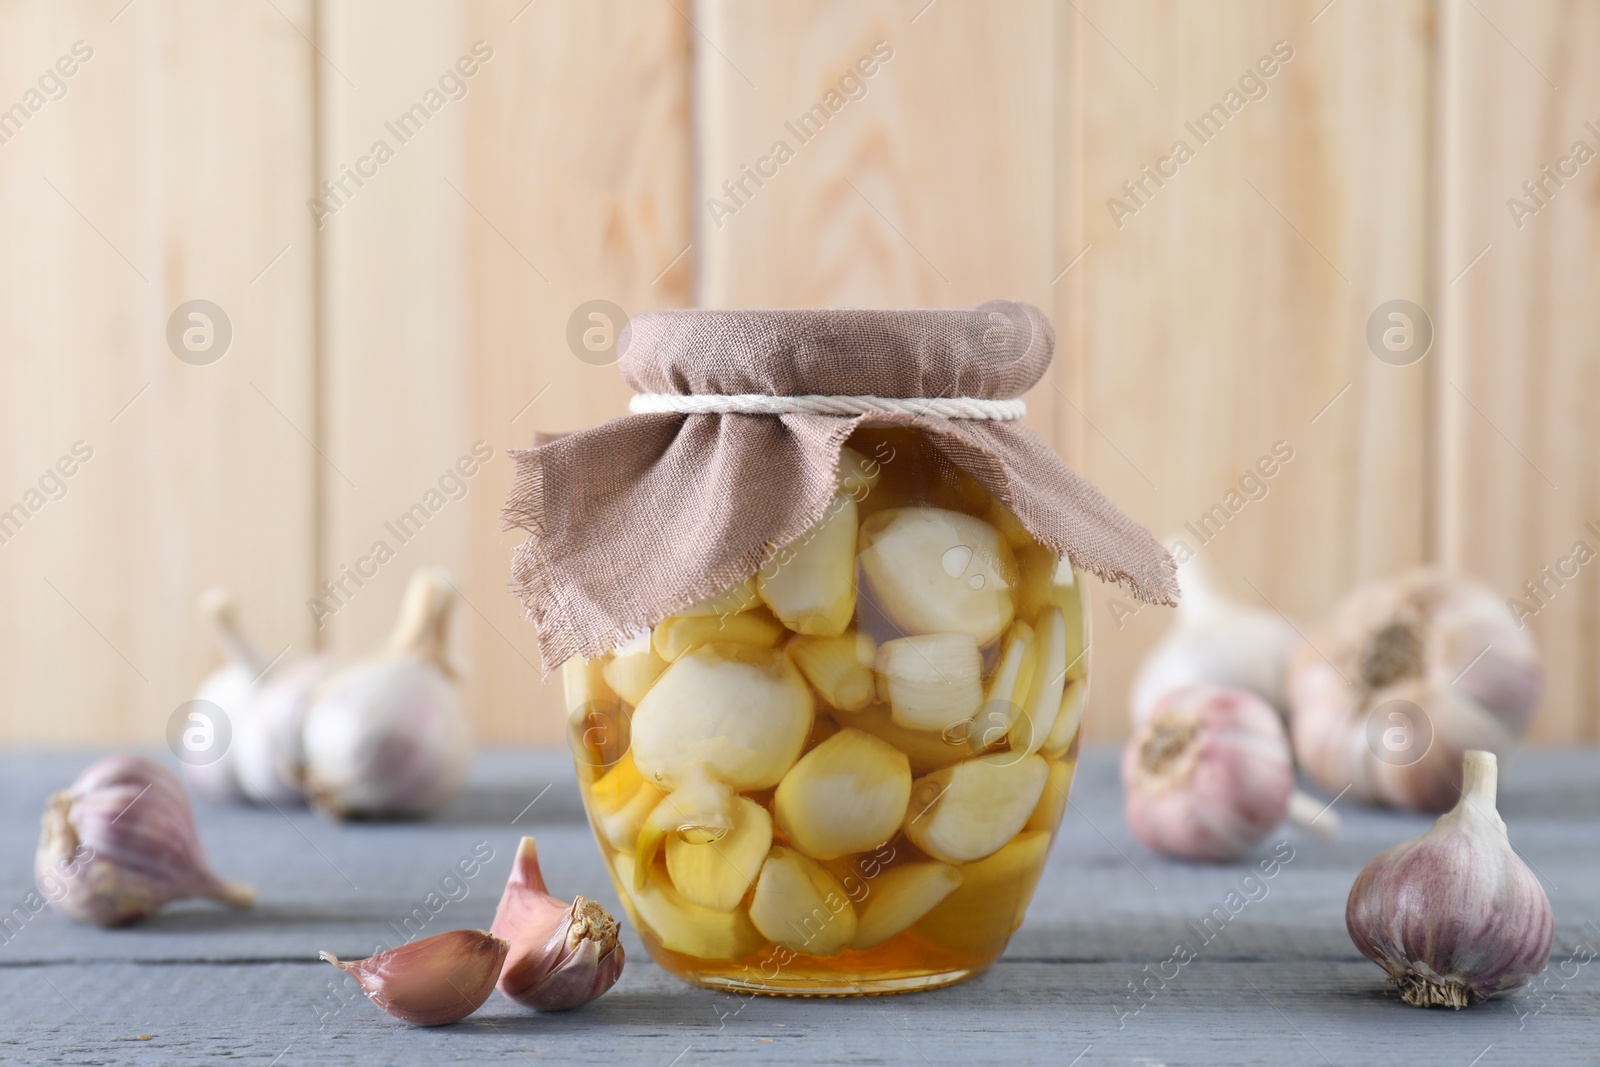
top-left (0, 0), bottom-right (1593, 747)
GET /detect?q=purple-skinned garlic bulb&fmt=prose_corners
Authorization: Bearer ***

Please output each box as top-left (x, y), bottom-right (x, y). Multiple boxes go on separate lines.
top-left (1346, 749), bottom-right (1553, 1008)
top-left (36, 754), bottom-right (254, 926)
top-left (1122, 684), bottom-right (1302, 862)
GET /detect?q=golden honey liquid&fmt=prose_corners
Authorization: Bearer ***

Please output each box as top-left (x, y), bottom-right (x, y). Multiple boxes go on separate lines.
top-left (565, 428), bottom-right (1089, 995)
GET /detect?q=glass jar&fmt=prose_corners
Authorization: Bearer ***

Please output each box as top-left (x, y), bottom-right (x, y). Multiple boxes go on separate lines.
top-left (563, 427), bottom-right (1090, 995)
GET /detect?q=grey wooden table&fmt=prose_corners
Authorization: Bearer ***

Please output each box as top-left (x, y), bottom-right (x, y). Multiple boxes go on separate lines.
top-left (3, 746), bottom-right (1595, 1066)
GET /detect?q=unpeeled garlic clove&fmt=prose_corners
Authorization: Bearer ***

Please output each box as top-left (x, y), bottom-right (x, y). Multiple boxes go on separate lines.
top-left (757, 494), bottom-right (859, 637)
top-left (852, 862), bottom-right (962, 948)
top-left (788, 631), bottom-right (877, 711)
top-left (36, 754), bottom-right (254, 927)
top-left (666, 795), bottom-right (772, 911)
top-left (857, 507), bottom-right (1019, 644)
top-left (748, 846), bottom-right (857, 955)
top-left (490, 837), bottom-right (624, 1012)
top-left (1346, 750), bottom-right (1552, 1008)
top-left (875, 633), bottom-right (984, 732)
top-left (1121, 684), bottom-right (1296, 862)
top-left (322, 929), bottom-right (508, 1025)
top-left (903, 753), bottom-right (1049, 864)
top-left (303, 569), bottom-right (473, 820)
top-left (613, 853), bottom-right (765, 961)
top-left (773, 728), bottom-right (911, 861)
top-left (1288, 567), bottom-right (1540, 812)
top-left (652, 608), bottom-right (786, 663)
top-left (185, 589), bottom-right (269, 802)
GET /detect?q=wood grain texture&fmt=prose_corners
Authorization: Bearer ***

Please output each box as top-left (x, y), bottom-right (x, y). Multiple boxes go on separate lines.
top-left (0, 1), bottom-right (317, 743)
top-left (1075, 0), bottom-right (1433, 739)
top-left (1437, 0), bottom-right (1600, 743)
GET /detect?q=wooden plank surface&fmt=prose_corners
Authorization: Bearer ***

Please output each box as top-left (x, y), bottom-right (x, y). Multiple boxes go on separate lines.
top-left (1074, 0), bottom-right (1433, 738)
top-left (1436, 0), bottom-right (1600, 743)
top-left (0, 0), bottom-right (318, 743)
top-left (3, 745), bottom-right (1596, 1064)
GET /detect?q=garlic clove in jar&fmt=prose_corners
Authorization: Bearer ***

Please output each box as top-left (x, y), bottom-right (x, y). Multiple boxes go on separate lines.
top-left (302, 568), bottom-right (473, 820)
top-left (613, 853), bottom-right (765, 961)
top-left (757, 494), bottom-right (859, 637)
top-left (1129, 552), bottom-right (1299, 723)
top-left (491, 837), bottom-right (624, 1012)
top-left (674, 575), bottom-right (761, 617)
top-left (1121, 684), bottom-right (1296, 862)
top-left (1025, 757), bottom-right (1075, 833)
top-left (36, 755), bottom-right (255, 927)
top-left (1346, 750), bottom-right (1553, 1008)
top-left (1043, 678), bottom-right (1088, 758)
top-left (857, 507), bottom-right (1018, 644)
top-left (666, 795), bottom-right (773, 911)
top-left (828, 702), bottom-right (971, 774)
top-left (590, 754), bottom-right (664, 852)
top-left (748, 846), bottom-right (858, 956)
top-left (966, 622), bottom-right (1036, 754)
top-left (632, 768), bottom-right (737, 890)
top-left (773, 728), bottom-right (912, 861)
top-left (651, 609), bottom-right (786, 663)
top-left (602, 632), bottom-right (668, 707)
top-left (1288, 567), bottom-right (1540, 812)
top-left (235, 654), bottom-right (340, 806)
top-left (904, 753), bottom-right (1050, 864)
top-left (322, 929), bottom-right (508, 1026)
top-left (186, 589), bottom-right (269, 802)
top-left (875, 632), bottom-right (984, 733)
top-left (630, 643), bottom-right (813, 792)
top-left (835, 445), bottom-right (883, 499)
top-left (788, 631), bottom-right (877, 712)
top-left (852, 862), bottom-right (962, 949)
top-left (1007, 607), bottom-right (1069, 756)
top-left (910, 830), bottom-right (1052, 954)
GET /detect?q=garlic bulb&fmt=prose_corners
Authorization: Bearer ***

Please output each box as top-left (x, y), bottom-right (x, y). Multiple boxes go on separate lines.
top-left (1289, 568), bottom-right (1541, 812)
top-left (1121, 684), bottom-right (1297, 862)
top-left (1346, 750), bottom-right (1553, 1008)
top-left (490, 837), bottom-right (624, 1011)
top-left (235, 654), bottom-right (339, 806)
top-left (322, 929), bottom-right (508, 1026)
top-left (302, 569), bottom-right (473, 820)
top-left (1129, 553), bottom-right (1300, 723)
top-left (185, 589), bottom-right (269, 802)
top-left (36, 754), bottom-right (254, 926)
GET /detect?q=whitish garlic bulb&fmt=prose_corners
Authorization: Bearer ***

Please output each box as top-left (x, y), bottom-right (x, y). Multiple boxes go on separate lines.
top-left (1347, 750), bottom-right (1552, 1008)
top-left (302, 569), bottom-right (473, 820)
top-left (1289, 568), bottom-right (1540, 812)
top-left (1121, 684), bottom-right (1296, 862)
top-left (1129, 552), bottom-right (1300, 723)
top-left (235, 654), bottom-right (339, 806)
top-left (36, 754), bottom-right (254, 926)
top-left (185, 589), bottom-right (269, 802)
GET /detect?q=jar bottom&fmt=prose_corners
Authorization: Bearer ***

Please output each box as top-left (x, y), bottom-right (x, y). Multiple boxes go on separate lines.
top-left (687, 967), bottom-right (981, 997)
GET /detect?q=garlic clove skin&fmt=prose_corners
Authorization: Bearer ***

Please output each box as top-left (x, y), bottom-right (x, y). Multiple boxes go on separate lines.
top-left (234, 654), bottom-right (340, 806)
top-left (490, 837), bottom-right (624, 1012)
top-left (185, 589), bottom-right (270, 803)
top-left (1346, 750), bottom-right (1553, 1008)
top-left (1121, 684), bottom-right (1295, 862)
top-left (37, 754), bottom-right (255, 927)
top-left (302, 569), bottom-right (473, 820)
top-left (322, 929), bottom-right (508, 1026)
top-left (1129, 553), bottom-right (1301, 724)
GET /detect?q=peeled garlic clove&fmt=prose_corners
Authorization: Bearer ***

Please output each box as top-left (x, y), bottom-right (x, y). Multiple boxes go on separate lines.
top-left (602, 634), bottom-right (668, 707)
top-left (235, 654), bottom-right (340, 806)
top-left (564, 655), bottom-right (629, 771)
top-left (789, 631), bottom-right (877, 711)
top-left (1014, 550), bottom-right (1090, 679)
top-left (631, 643), bottom-right (813, 791)
top-left (652, 609), bottom-right (786, 663)
top-left (666, 795), bottom-right (773, 911)
top-left (613, 853), bottom-right (765, 961)
top-left (853, 862), bottom-right (962, 949)
top-left (185, 589), bottom-right (269, 802)
top-left (633, 770), bottom-right (737, 890)
top-left (1130, 552), bottom-right (1299, 723)
top-left (491, 837), bottom-right (624, 1012)
top-left (1008, 607), bottom-right (1068, 756)
top-left (1347, 750), bottom-right (1552, 1008)
top-left (674, 575), bottom-right (761, 617)
top-left (322, 929), bottom-right (508, 1026)
top-left (835, 445), bottom-right (883, 499)
top-left (748, 846), bottom-right (858, 955)
top-left (904, 753), bottom-right (1050, 864)
top-left (1025, 757), bottom-right (1075, 833)
top-left (910, 830), bottom-right (1052, 954)
top-left (36, 754), bottom-right (254, 927)
top-left (827, 702), bottom-right (967, 773)
top-left (1121, 684), bottom-right (1295, 862)
top-left (758, 494), bottom-right (858, 636)
top-left (302, 569), bottom-right (473, 820)
top-left (967, 623), bottom-right (1037, 753)
top-left (858, 507), bottom-right (1018, 644)
top-left (1043, 678), bottom-right (1088, 760)
top-left (591, 755), bottom-right (664, 853)
top-left (1288, 567), bottom-right (1540, 811)
top-left (774, 728), bottom-right (911, 861)
top-left (876, 633), bottom-right (984, 732)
